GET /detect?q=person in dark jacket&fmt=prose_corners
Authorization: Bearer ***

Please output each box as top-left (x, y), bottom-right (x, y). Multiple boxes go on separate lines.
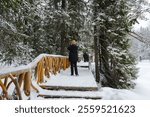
top-left (83, 52), bottom-right (89, 62)
top-left (67, 40), bottom-right (79, 76)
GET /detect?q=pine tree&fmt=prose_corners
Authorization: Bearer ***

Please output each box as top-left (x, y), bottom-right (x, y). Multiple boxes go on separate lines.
top-left (92, 0), bottom-right (141, 88)
top-left (43, 0), bottom-right (85, 55)
top-left (0, 0), bottom-right (32, 64)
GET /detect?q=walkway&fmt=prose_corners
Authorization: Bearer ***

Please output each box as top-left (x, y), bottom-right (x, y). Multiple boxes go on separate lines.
top-left (35, 66), bottom-right (102, 99)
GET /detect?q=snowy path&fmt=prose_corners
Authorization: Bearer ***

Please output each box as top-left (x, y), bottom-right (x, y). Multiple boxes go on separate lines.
top-left (40, 67), bottom-right (97, 88)
top-left (32, 67), bottom-right (101, 99)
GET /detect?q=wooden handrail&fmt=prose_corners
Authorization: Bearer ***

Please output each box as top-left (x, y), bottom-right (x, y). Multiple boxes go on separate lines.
top-left (0, 54), bottom-right (70, 99)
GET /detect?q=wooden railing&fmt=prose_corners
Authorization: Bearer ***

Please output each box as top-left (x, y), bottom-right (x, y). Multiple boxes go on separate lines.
top-left (0, 54), bottom-right (69, 100)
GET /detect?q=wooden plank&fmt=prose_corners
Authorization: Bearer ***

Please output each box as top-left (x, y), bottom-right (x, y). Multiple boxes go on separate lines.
top-left (0, 69), bottom-right (29, 79)
top-left (78, 66), bottom-right (89, 68)
top-left (38, 94), bottom-right (102, 100)
top-left (40, 85), bottom-right (98, 91)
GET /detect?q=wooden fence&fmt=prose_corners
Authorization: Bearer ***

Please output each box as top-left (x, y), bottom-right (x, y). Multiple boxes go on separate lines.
top-left (0, 54), bottom-right (69, 100)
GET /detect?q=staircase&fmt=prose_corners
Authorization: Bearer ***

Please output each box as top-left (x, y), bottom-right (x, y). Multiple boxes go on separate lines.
top-left (37, 67), bottom-right (102, 100)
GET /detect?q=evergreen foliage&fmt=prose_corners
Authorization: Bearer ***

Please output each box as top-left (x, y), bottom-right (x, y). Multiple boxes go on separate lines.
top-left (92, 0), bottom-right (144, 88)
top-left (0, 0), bottom-right (147, 88)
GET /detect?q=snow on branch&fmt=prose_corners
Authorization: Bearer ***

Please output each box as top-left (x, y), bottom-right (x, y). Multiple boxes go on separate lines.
top-left (0, 15), bottom-right (29, 38)
top-left (129, 31), bottom-right (150, 44)
top-left (0, 15), bottom-right (17, 33)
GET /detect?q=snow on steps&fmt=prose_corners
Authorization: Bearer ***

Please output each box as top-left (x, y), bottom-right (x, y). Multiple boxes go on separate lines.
top-left (36, 67), bottom-right (102, 99)
top-left (37, 90), bottom-right (102, 99)
top-left (40, 85), bottom-right (98, 91)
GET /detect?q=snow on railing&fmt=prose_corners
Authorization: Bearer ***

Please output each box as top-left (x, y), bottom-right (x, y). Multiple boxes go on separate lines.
top-left (0, 54), bottom-right (69, 100)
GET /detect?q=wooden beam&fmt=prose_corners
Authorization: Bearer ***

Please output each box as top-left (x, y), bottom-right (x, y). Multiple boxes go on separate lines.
top-left (38, 94), bottom-right (102, 100)
top-left (40, 85), bottom-right (98, 91)
top-left (0, 69), bottom-right (29, 79)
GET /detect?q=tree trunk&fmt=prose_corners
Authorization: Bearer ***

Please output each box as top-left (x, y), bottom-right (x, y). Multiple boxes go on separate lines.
top-left (60, 22), bottom-right (66, 55)
top-left (93, 0), bottom-right (100, 83)
top-left (54, 0), bottom-right (58, 10)
top-left (60, 0), bottom-right (66, 55)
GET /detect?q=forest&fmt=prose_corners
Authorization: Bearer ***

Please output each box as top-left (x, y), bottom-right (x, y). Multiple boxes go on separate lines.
top-left (0, 0), bottom-right (149, 89)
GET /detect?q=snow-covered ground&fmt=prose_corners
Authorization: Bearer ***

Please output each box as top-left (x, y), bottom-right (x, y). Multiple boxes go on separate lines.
top-left (1, 60), bottom-right (150, 100)
top-left (43, 60), bottom-right (150, 100)
top-left (100, 60), bottom-right (150, 100)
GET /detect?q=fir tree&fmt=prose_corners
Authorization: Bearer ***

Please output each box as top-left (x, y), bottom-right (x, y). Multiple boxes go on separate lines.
top-left (92, 0), bottom-right (140, 88)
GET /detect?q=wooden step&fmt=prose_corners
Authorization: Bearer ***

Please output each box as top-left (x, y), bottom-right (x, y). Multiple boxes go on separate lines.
top-left (38, 94), bottom-right (102, 100)
top-left (40, 85), bottom-right (98, 91)
top-left (36, 68), bottom-right (101, 100)
top-left (36, 89), bottom-right (102, 100)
